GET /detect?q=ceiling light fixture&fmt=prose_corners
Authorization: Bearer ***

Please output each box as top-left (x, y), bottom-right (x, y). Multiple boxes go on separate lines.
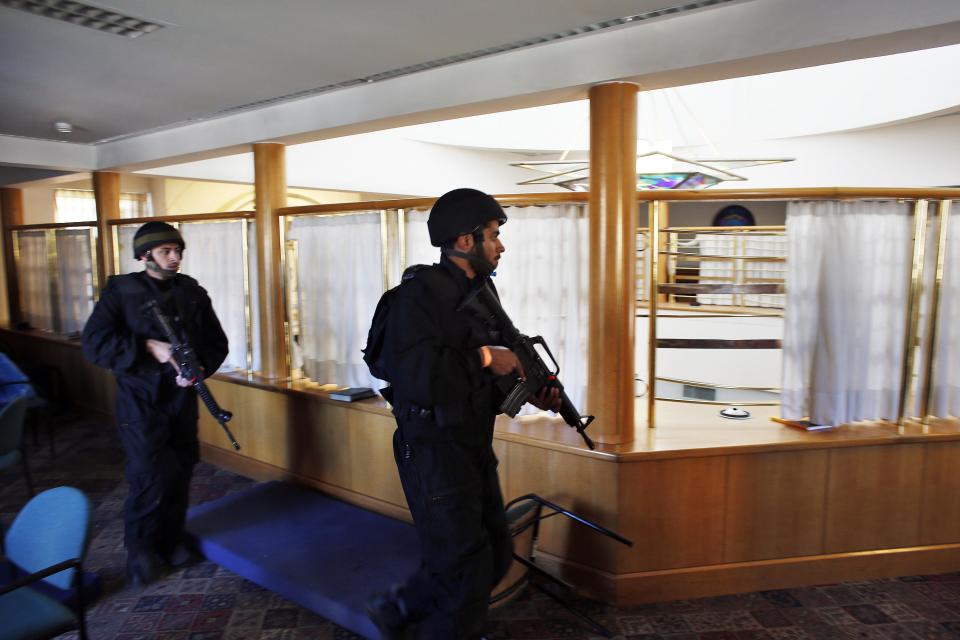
top-left (513, 152), bottom-right (792, 191)
top-left (0, 0), bottom-right (165, 38)
top-left (53, 121), bottom-right (73, 134)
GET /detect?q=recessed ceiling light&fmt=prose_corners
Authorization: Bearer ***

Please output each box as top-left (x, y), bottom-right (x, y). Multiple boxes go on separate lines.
top-left (0, 0), bottom-right (166, 38)
top-left (54, 121), bottom-right (73, 134)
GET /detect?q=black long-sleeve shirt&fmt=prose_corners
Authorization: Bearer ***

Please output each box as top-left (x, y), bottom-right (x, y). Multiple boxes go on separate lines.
top-left (82, 271), bottom-right (228, 422)
top-left (384, 256), bottom-right (504, 445)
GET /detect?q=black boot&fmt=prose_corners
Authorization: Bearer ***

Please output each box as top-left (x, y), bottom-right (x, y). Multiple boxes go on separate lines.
top-left (164, 542), bottom-right (200, 568)
top-left (126, 550), bottom-right (164, 588)
top-left (365, 586), bottom-right (411, 640)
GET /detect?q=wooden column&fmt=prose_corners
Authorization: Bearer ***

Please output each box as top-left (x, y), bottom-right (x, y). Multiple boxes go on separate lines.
top-left (93, 171), bottom-right (120, 284)
top-left (1, 188), bottom-right (24, 326)
top-left (587, 82), bottom-right (638, 444)
top-left (253, 143), bottom-right (288, 380)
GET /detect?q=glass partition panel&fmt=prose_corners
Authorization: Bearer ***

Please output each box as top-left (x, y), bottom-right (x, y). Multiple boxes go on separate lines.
top-left (54, 228), bottom-right (96, 337)
top-left (15, 231), bottom-right (54, 331)
top-left (286, 212), bottom-right (383, 388)
top-left (179, 220), bottom-right (250, 372)
top-left (115, 224), bottom-right (141, 275)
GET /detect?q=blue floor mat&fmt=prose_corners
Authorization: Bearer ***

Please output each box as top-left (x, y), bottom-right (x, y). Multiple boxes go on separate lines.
top-left (186, 481), bottom-right (418, 638)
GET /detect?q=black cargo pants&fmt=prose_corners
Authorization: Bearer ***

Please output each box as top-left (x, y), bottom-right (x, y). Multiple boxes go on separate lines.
top-left (117, 388), bottom-right (199, 559)
top-left (393, 407), bottom-right (513, 639)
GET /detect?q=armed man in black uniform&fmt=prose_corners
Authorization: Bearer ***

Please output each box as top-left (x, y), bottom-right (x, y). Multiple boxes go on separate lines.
top-left (367, 188), bottom-right (560, 639)
top-left (82, 221), bottom-right (228, 587)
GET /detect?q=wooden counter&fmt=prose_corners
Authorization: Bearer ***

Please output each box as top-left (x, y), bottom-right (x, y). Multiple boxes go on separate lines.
top-left (9, 328), bottom-right (960, 605)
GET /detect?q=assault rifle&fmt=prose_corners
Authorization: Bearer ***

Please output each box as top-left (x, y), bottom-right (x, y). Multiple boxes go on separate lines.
top-left (471, 282), bottom-right (596, 450)
top-left (143, 299), bottom-right (240, 451)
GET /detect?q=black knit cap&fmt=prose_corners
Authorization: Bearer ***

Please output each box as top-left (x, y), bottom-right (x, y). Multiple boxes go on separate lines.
top-left (427, 188), bottom-right (507, 247)
top-left (132, 221), bottom-right (185, 259)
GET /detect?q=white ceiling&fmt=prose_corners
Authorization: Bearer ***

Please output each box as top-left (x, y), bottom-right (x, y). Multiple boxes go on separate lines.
top-left (396, 45), bottom-right (960, 152)
top-left (135, 43), bottom-right (960, 194)
top-left (2, 0), bottom-right (960, 187)
top-left (0, 0), bottom-right (707, 143)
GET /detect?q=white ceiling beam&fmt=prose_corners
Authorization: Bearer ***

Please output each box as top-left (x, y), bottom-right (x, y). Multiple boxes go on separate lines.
top-left (0, 135), bottom-right (96, 171)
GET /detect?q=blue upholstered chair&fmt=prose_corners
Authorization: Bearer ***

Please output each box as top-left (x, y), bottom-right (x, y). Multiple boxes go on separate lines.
top-left (0, 395), bottom-right (33, 497)
top-left (0, 486), bottom-right (92, 640)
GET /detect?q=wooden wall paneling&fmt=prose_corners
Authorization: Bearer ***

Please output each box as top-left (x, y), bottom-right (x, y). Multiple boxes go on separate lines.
top-left (198, 380), bottom-right (293, 467)
top-left (920, 441), bottom-right (960, 544)
top-left (196, 383), bottom-right (406, 510)
top-left (533, 449), bottom-right (620, 572)
top-left (617, 456), bottom-right (727, 572)
top-left (287, 393), bottom-right (352, 490)
top-left (501, 438), bottom-right (550, 503)
top-left (0, 333), bottom-right (114, 422)
top-left (610, 543), bottom-right (960, 606)
top-left (824, 444), bottom-right (925, 552)
top-left (65, 344), bottom-right (114, 418)
top-left (492, 437), bottom-right (510, 498)
top-left (723, 449), bottom-right (829, 562)
top-left (347, 408), bottom-right (406, 508)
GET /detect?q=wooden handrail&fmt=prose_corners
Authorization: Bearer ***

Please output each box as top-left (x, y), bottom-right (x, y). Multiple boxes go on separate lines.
top-left (274, 187), bottom-right (960, 219)
top-left (9, 221), bottom-right (98, 231)
top-left (105, 211), bottom-right (255, 225)
top-left (634, 187), bottom-right (960, 201)
top-left (276, 192), bottom-right (590, 217)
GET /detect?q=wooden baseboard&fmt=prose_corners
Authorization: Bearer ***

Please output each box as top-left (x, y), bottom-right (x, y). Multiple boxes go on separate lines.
top-left (535, 544), bottom-right (960, 605)
top-left (199, 443), bottom-right (413, 524)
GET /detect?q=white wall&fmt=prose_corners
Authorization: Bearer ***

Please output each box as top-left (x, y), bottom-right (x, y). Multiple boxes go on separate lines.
top-left (710, 114), bottom-right (960, 189)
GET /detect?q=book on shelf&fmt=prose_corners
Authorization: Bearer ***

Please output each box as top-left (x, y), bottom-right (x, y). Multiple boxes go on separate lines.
top-left (771, 416), bottom-right (835, 431)
top-left (329, 387), bottom-right (377, 402)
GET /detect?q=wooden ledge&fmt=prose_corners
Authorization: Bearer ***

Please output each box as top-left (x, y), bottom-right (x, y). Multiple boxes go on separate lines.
top-left (212, 371), bottom-right (394, 417)
top-left (210, 371), bottom-right (960, 462)
top-left (0, 326), bottom-right (82, 347)
top-left (606, 401), bottom-right (960, 461)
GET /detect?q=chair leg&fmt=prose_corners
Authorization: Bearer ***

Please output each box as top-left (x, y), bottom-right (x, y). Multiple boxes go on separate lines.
top-left (48, 418), bottom-right (55, 460)
top-left (21, 448), bottom-right (34, 496)
top-left (76, 564), bottom-right (88, 640)
top-left (528, 577), bottom-right (614, 638)
top-left (30, 409), bottom-right (40, 447)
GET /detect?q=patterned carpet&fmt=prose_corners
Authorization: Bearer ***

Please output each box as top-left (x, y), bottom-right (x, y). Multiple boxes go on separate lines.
top-left (4, 410), bottom-right (960, 639)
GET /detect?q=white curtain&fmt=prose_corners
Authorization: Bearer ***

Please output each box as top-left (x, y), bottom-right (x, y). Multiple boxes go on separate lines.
top-left (781, 200), bottom-right (912, 425)
top-left (288, 212), bottom-right (383, 388)
top-left (404, 204), bottom-right (589, 409)
top-left (55, 229), bottom-right (95, 336)
top-left (932, 201), bottom-right (960, 417)
top-left (179, 221), bottom-right (248, 372)
top-left (116, 225), bottom-right (141, 275)
top-left (54, 189), bottom-right (150, 222)
top-left (16, 232), bottom-right (54, 331)
top-left (54, 190), bottom-right (97, 223)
